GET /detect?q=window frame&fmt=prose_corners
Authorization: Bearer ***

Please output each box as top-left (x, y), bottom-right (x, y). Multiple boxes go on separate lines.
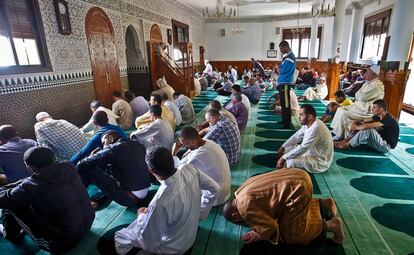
top-left (171, 19), bottom-right (189, 61)
top-left (0, 0), bottom-right (52, 75)
top-left (282, 26), bottom-right (322, 59)
top-left (359, 9), bottom-right (392, 60)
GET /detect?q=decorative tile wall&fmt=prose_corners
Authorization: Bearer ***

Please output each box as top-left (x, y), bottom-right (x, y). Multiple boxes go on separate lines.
top-left (0, 0), bottom-right (205, 138)
top-left (0, 81), bottom-right (95, 138)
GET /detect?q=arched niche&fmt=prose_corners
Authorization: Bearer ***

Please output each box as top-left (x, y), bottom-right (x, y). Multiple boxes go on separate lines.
top-left (125, 24), bottom-right (144, 68)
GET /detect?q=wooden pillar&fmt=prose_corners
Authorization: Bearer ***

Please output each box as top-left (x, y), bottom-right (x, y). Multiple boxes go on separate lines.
top-left (379, 61), bottom-right (409, 120)
top-left (199, 46), bottom-right (205, 73)
top-left (327, 60), bottom-right (340, 100)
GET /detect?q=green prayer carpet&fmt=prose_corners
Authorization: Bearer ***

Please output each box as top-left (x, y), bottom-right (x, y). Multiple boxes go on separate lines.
top-left (336, 157), bottom-right (408, 175)
top-left (350, 176), bottom-right (414, 200)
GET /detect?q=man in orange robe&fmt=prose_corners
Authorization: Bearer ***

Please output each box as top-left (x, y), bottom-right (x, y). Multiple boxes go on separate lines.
top-left (223, 168), bottom-right (344, 246)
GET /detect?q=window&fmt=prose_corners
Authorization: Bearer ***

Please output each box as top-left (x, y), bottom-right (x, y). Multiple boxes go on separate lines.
top-left (360, 9), bottom-right (392, 60)
top-left (282, 26), bottom-right (322, 59)
top-left (0, 0), bottom-right (51, 74)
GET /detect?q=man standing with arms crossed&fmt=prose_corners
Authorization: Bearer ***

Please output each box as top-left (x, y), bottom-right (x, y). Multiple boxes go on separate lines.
top-left (277, 41), bottom-right (296, 129)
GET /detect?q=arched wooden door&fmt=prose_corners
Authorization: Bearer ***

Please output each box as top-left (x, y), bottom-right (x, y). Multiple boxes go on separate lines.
top-left (85, 7), bottom-right (121, 108)
top-left (148, 24), bottom-right (163, 90)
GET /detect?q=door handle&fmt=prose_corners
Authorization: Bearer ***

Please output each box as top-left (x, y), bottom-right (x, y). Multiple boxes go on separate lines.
top-left (105, 73), bottom-right (109, 84)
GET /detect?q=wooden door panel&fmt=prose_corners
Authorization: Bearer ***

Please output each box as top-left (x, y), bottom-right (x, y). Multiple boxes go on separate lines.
top-left (103, 35), bottom-right (122, 93)
top-left (89, 34), bottom-right (111, 106)
top-left (85, 7), bottom-right (120, 108)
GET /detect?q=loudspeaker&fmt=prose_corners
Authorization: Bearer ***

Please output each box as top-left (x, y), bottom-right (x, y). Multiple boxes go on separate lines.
top-left (221, 29), bottom-right (225, 36)
top-left (275, 27), bottom-right (280, 35)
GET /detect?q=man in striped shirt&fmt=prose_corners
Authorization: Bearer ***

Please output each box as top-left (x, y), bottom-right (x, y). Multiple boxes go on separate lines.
top-left (204, 109), bottom-right (241, 166)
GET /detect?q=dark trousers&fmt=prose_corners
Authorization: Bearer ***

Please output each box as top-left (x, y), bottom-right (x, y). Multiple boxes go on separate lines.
top-left (97, 224), bottom-right (194, 255)
top-left (78, 165), bottom-right (146, 207)
top-left (217, 89), bottom-right (232, 96)
top-left (1, 208), bottom-right (78, 254)
top-left (277, 84), bottom-right (292, 127)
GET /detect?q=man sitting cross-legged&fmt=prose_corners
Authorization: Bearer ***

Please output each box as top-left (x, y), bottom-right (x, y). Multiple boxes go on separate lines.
top-left (173, 92), bottom-right (196, 125)
top-left (0, 147), bottom-right (95, 254)
top-left (225, 85), bottom-right (251, 116)
top-left (112, 90), bottom-right (133, 130)
top-left (161, 93), bottom-right (182, 126)
top-left (71, 111), bottom-right (126, 165)
top-left (330, 66), bottom-right (384, 140)
top-left (81, 100), bottom-right (119, 134)
top-left (227, 92), bottom-right (249, 131)
top-left (130, 105), bottom-right (174, 150)
top-left (242, 78), bottom-right (262, 104)
top-left (277, 104), bottom-right (333, 173)
top-left (223, 168), bottom-right (344, 247)
top-left (173, 127), bottom-right (231, 206)
top-left (197, 100), bottom-right (237, 135)
top-left (298, 76), bottom-right (328, 101)
top-left (114, 146), bottom-right (220, 255)
top-left (34, 111), bottom-right (86, 161)
top-left (77, 130), bottom-right (151, 208)
top-left (203, 109), bottom-right (241, 166)
top-left (135, 93), bottom-right (176, 131)
top-left (0, 125), bottom-right (37, 185)
top-left (334, 99), bottom-right (399, 153)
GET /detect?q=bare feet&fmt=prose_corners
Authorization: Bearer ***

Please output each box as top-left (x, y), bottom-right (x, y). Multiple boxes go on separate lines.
top-left (320, 198), bottom-right (338, 219)
top-left (334, 141), bottom-right (350, 149)
top-left (326, 217), bottom-right (344, 244)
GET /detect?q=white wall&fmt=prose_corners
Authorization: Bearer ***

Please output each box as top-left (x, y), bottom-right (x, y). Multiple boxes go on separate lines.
top-left (205, 17), bottom-right (334, 61)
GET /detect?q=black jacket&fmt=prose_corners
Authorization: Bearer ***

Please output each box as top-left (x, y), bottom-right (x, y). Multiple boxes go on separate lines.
top-left (0, 162), bottom-right (95, 242)
top-left (78, 138), bottom-right (151, 191)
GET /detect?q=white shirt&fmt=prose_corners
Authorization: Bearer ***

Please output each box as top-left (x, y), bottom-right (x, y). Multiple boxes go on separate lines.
top-left (194, 78), bottom-right (201, 96)
top-left (81, 106), bottom-right (118, 133)
top-left (290, 90), bottom-right (299, 112)
top-left (230, 68), bottom-right (238, 81)
top-left (282, 119), bottom-right (333, 173)
top-left (179, 139), bottom-right (231, 206)
top-left (130, 119), bottom-right (174, 150)
top-left (114, 164), bottom-right (220, 255)
top-left (203, 63), bottom-right (213, 76)
top-left (164, 100), bottom-right (182, 126)
top-left (174, 95), bottom-right (195, 124)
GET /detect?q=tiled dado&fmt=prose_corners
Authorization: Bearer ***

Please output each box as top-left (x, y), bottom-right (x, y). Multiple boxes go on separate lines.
top-left (0, 71), bottom-right (93, 95)
top-left (0, 80), bottom-right (96, 139)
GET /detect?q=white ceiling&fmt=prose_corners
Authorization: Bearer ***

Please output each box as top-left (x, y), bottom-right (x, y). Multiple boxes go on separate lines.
top-left (176, 0), bottom-right (355, 19)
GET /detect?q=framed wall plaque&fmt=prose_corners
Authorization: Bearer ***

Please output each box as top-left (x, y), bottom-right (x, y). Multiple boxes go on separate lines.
top-left (54, 0), bottom-right (72, 35)
top-left (267, 49), bottom-right (277, 58)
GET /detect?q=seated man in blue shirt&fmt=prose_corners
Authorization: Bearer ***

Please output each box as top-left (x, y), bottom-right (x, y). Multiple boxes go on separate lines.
top-left (0, 125), bottom-right (37, 185)
top-left (242, 78), bottom-right (261, 104)
top-left (71, 111), bottom-right (126, 165)
top-left (0, 147), bottom-right (95, 253)
top-left (77, 130), bottom-right (151, 208)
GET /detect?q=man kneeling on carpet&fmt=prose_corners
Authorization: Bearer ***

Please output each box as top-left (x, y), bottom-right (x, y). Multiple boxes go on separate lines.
top-left (77, 130), bottom-right (151, 208)
top-left (276, 104), bottom-right (333, 173)
top-left (334, 99), bottom-right (399, 153)
top-left (0, 147), bottom-right (95, 253)
top-left (223, 169), bottom-right (344, 246)
top-left (114, 146), bottom-right (220, 255)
